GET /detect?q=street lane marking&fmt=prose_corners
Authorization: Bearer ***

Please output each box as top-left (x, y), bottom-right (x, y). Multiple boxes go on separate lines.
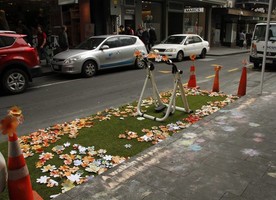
top-left (198, 58), bottom-right (215, 62)
top-left (228, 68), bottom-right (239, 72)
top-left (30, 79), bottom-right (80, 89)
top-left (206, 75), bottom-right (215, 79)
top-left (159, 70), bottom-right (171, 74)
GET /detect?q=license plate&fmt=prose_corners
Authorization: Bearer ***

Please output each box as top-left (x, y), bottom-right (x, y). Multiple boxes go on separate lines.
top-left (266, 60), bottom-right (273, 64)
top-left (53, 65), bottom-right (60, 70)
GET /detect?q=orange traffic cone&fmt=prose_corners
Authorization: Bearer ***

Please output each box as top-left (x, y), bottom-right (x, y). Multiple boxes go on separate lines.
top-left (187, 65), bottom-right (199, 88)
top-left (212, 65), bottom-right (222, 92)
top-left (237, 66), bottom-right (247, 97)
top-left (8, 133), bottom-right (34, 200)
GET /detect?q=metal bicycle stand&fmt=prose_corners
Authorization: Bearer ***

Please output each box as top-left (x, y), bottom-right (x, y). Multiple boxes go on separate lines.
top-left (137, 59), bottom-right (192, 122)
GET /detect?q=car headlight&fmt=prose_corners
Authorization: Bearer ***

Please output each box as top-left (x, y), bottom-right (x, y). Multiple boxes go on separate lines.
top-left (165, 48), bottom-right (177, 52)
top-left (64, 56), bottom-right (82, 64)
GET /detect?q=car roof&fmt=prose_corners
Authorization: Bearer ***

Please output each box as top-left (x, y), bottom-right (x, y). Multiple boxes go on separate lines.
top-left (89, 34), bottom-right (138, 39)
top-left (169, 34), bottom-right (199, 37)
top-left (0, 32), bottom-right (26, 37)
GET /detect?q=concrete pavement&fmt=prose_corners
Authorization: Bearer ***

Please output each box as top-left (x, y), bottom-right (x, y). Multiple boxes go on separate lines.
top-left (54, 48), bottom-right (276, 200)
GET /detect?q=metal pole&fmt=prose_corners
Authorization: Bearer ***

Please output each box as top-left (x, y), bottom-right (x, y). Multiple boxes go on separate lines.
top-left (260, 0), bottom-right (273, 95)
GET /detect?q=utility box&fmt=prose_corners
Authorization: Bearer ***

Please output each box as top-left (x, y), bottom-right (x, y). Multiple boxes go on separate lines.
top-left (110, 0), bottom-right (121, 16)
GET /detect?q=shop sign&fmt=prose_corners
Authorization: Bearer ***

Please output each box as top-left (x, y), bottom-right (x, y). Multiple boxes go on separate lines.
top-left (125, 9), bottom-right (135, 15)
top-left (58, 0), bottom-right (78, 5)
top-left (184, 8), bottom-right (204, 13)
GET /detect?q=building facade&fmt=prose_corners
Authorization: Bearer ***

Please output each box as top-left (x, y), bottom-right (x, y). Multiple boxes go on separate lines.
top-left (1, 0), bottom-right (276, 48)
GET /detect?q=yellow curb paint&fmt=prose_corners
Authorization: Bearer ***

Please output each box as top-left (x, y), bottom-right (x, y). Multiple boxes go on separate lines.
top-left (159, 70), bottom-right (171, 74)
top-left (206, 75), bottom-right (215, 78)
top-left (228, 68), bottom-right (239, 72)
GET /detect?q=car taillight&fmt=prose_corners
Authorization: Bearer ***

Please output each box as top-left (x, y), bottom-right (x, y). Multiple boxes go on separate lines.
top-left (251, 43), bottom-right (257, 56)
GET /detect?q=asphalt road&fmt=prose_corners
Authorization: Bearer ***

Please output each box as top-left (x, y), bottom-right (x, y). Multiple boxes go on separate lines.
top-left (0, 53), bottom-right (257, 140)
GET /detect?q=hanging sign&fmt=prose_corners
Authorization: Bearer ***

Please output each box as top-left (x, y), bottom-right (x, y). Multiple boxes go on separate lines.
top-left (184, 8), bottom-right (204, 13)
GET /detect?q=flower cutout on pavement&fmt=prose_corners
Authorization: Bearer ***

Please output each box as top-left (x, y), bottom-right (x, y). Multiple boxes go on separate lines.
top-left (61, 180), bottom-right (75, 193)
top-left (190, 54), bottom-right (196, 61)
top-left (124, 144), bottom-right (132, 149)
top-left (37, 176), bottom-right (50, 184)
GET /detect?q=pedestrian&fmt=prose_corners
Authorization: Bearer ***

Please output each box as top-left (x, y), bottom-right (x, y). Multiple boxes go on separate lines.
top-left (118, 25), bottom-right (125, 34)
top-left (37, 25), bottom-right (51, 65)
top-left (58, 25), bottom-right (69, 52)
top-left (136, 24), bottom-right (143, 40)
top-left (239, 30), bottom-right (246, 49)
top-left (141, 27), bottom-right (150, 52)
top-left (149, 26), bottom-right (157, 50)
top-left (125, 25), bottom-right (134, 35)
top-left (0, 10), bottom-right (9, 30)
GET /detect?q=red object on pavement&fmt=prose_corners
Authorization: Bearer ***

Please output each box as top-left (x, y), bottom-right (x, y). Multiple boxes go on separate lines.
top-left (187, 65), bottom-right (199, 88)
top-left (237, 67), bottom-right (247, 97)
top-left (7, 133), bottom-right (34, 200)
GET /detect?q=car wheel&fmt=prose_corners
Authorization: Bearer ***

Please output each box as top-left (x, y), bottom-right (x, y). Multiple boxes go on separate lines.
top-left (200, 48), bottom-right (207, 59)
top-left (82, 60), bottom-right (97, 78)
top-left (176, 51), bottom-right (184, 62)
top-left (253, 62), bottom-right (260, 69)
top-left (2, 69), bottom-right (28, 94)
top-left (135, 58), bottom-right (146, 69)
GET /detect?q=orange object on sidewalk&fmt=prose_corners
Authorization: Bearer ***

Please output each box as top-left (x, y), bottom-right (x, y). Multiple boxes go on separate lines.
top-left (187, 65), bottom-right (199, 88)
top-left (212, 65), bottom-right (222, 92)
top-left (7, 133), bottom-right (34, 200)
top-left (237, 66), bottom-right (247, 97)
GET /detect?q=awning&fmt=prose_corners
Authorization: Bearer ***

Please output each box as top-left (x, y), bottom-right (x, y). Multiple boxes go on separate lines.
top-left (58, 0), bottom-right (78, 5)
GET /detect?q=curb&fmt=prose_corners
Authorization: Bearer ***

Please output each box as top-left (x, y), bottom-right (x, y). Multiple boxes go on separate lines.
top-left (207, 50), bottom-right (249, 56)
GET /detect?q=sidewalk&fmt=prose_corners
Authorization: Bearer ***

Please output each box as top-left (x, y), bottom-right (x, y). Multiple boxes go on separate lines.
top-left (55, 58), bottom-right (276, 199)
top-left (38, 47), bottom-right (250, 77)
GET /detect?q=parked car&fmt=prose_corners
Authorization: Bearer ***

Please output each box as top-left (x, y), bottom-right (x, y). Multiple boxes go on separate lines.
top-left (151, 34), bottom-right (210, 62)
top-left (51, 35), bottom-right (147, 77)
top-left (0, 32), bottom-right (41, 94)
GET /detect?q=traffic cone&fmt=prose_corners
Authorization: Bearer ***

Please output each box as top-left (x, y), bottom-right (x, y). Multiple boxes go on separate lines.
top-left (7, 133), bottom-right (34, 200)
top-left (212, 65), bottom-right (222, 92)
top-left (0, 152), bottom-right (7, 193)
top-left (187, 65), bottom-right (199, 88)
top-left (237, 66), bottom-right (247, 97)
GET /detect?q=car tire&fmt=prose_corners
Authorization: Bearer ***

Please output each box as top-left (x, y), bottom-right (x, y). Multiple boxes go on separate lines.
top-left (135, 58), bottom-right (146, 69)
top-left (176, 51), bottom-right (184, 62)
top-left (253, 62), bottom-right (260, 69)
top-left (200, 48), bottom-right (207, 59)
top-left (2, 68), bottom-right (28, 94)
top-left (82, 60), bottom-right (97, 78)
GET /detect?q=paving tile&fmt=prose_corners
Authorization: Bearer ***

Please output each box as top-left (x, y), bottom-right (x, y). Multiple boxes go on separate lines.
top-left (220, 192), bottom-right (247, 200)
top-left (241, 181), bottom-right (276, 200)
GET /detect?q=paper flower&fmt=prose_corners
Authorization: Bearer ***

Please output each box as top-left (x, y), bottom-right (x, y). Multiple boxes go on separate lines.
top-left (73, 159), bottom-right (82, 166)
top-left (39, 152), bottom-right (54, 160)
top-left (70, 150), bottom-right (77, 155)
top-left (50, 170), bottom-right (61, 178)
top-left (64, 142), bottom-right (71, 147)
top-left (85, 164), bottom-right (100, 173)
top-left (190, 54), bottom-right (196, 61)
top-left (61, 180), bottom-right (75, 193)
top-left (47, 179), bottom-right (59, 187)
top-left (103, 155), bottom-right (112, 161)
top-left (78, 146), bottom-right (87, 154)
top-left (124, 144), bottom-right (132, 148)
top-left (36, 175), bottom-right (50, 184)
top-left (41, 164), bottom-right (57, 172)
top-left (67, 174), bottom-right (81, 183)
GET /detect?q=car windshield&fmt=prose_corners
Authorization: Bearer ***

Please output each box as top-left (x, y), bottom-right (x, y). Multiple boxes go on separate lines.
top-left (75, 37), bottom-right (106, 50)
top-left (253, 25), bottom-right (276, 41)
top-left (163, 36), bottom-right (186, 44)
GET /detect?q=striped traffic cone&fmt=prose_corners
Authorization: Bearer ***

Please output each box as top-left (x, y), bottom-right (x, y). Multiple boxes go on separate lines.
top-left (0, 152), bottom-right (7, 193)
top-left (187, 65), bottom-right (199, 88)
top-left (8, 133), bottom-right (34, 200)
top-left (212, 65), bottom-right (222, 92)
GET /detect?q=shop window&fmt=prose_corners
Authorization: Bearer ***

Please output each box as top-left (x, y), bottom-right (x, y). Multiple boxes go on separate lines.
top-left (168, 2), bottom-right (183, 11)
top-left (125, 0), bottom-right (135, 6)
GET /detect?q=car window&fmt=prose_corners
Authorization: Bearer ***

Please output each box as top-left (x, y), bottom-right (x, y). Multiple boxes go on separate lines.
top-left (186, 37), bottom-right (194, 44)
top-left (75, 37), bottom-right (105, 50)
top-left (163, 36), bottom-right (186, 44)
top-left (120, 36), bottom-right (136, 46)
top-left (103, 37), bottom-right (120, 48)
top-left (193, 36), bottom-right (202, 43)
top-left (0, 36), bottom-right (15, 48)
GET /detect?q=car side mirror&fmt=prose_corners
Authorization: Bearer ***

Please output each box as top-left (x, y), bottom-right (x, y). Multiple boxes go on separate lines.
top-left (100, 45), bottom-right (109, 50)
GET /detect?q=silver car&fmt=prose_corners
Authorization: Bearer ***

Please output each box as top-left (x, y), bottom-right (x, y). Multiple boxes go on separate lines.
top-left (51, 35), bottom-right (147, 77)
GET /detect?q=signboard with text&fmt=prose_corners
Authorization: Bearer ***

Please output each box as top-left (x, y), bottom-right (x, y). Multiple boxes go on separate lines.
top-left (184, 8), bottom-right (204, 13)
top-left (58, 0), bottom-right (78, 5)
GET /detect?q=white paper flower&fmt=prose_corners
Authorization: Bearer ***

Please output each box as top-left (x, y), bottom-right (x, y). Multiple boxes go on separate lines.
top-left (73, 159), bottom-right (82, 166)
top-left (64, 142), bottom-right (71, 147)
top-left (78, 146), bottom-right (87, 154)
top-left (85, 164), bottom-right (100, 173)
top-left (103, 155), bottom-right (112, 161)
top-left (67, 173), bottom-right (81, 183)
top-left (37, 175), bottom-right (49, 184)
top-left (70, 150), bottom-right (77, 155)
top-left (124, 144), bottom-right (132, 148)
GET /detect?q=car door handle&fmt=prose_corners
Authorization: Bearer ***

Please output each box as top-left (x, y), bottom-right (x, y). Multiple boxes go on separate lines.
top-left (0, 54), bottom-right (7, 57)
top-left (116, 51), bottom-right (120, 54)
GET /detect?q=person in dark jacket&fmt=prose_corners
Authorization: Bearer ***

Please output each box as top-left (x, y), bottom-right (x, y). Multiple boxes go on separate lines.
top-left (0, 10), bottom-right (9, 30)
top-left (141, 27), bottom-right (150, 52)
top-left (58, 25), bottom-right (69, 51)
top-left (149, 26), bottom-right (157, 50)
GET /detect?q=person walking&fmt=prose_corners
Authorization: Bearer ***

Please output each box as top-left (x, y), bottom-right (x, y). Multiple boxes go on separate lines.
top-left (125, 25), bottom-right (134, 35)
top-left (37, 25), bottom-right (50, 65)
top-left (239, 30), bottom-right (246, 49)
top-left (118, 25), bottom-right (125, 34)
top-left (141, 27), bottom-right (150, 52)
top-left (136, 24), bottom-right (143, 40)
top-left (149, 26), bottom-right (157, 50)
top-left (58, 25), bottom-right (69, 52)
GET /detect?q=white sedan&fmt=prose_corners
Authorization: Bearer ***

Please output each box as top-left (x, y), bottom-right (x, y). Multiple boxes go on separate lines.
top-left (151, 34), bottom-right (210, 62)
